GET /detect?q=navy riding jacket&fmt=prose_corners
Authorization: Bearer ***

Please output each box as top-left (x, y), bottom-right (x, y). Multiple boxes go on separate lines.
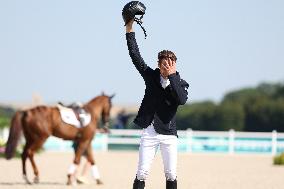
top-left (126, 32), bottom-right (189, 136)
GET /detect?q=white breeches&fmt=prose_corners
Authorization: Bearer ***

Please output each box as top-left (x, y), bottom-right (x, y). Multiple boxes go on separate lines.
top-left (136, 125), bottom-right (177, 181)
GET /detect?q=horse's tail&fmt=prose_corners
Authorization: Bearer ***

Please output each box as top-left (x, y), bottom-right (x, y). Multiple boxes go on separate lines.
top-left (5, 111), bottom-right (24, 160)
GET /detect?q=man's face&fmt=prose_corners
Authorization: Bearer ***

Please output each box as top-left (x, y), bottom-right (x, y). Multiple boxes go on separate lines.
top-left (158, 58), bottom-right (168, 78)
top-left (158, 58), bottom-right (176, 78)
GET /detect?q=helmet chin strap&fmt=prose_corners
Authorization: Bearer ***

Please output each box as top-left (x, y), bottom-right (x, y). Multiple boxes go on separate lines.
top-left (134, 15), bottom-right (147, 39)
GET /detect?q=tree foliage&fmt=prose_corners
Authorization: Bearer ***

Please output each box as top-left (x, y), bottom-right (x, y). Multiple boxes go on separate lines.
top-left (177, 82), bottom-right (284, 132)
top-left (0, 106), bottom-right (15, 129)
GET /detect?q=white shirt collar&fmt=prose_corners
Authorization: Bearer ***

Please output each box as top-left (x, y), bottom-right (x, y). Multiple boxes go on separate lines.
top-left (160, 75), bottom-right (170, 89)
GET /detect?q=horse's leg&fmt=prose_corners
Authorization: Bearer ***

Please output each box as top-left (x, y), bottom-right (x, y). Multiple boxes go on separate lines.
top-left (28, 138), bottom-right (47, 184)
top-left (28, 149), bottom-right (39, 184)
top-left (67, 140), bottom-right (88, 185)
top-left (86, 144), bottom-right (103, 185)
top-left (22, 143), bottom-right (32, 184)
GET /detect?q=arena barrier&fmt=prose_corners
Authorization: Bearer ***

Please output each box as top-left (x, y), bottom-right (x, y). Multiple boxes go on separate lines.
top-left (1, 128), bottom-right (284, 155)
top-left (43, 129), bottom-right (284, 155)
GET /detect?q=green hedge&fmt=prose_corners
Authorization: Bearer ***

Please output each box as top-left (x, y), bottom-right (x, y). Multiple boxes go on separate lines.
top-left (274, 153), bottom-right (284, 165)
top-left (0, 116), bottom-right (10, 129)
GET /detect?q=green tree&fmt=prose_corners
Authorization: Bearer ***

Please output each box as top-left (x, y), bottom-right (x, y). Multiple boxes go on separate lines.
top-left (0, 106), bottom-right (14, 129)
top-left (0, 116), bottom-right (10, 129)
top-left (177, 101), bottom-right (219, 130)
top-left (216, 101), bottom-right (245, 131)
top-left (245, 98), bottom-right (284, 132)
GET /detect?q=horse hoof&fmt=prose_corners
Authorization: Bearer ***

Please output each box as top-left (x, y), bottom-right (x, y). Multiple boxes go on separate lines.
top-left (76, 176), bottom-right (90, 184)
top-left (66, 178), bottom-right (73, 185)
top-left (67, 180), bottom-right (77, 186)
top-left (67, 176), bottom-right (77, 186)
top-left (66, 180), bottom-right (71, 185)
top-left (96, 179), bottom-right (103, 185)
top-left (34, 176), bottom-right (40, 184)
top-left (23, 175), bottom-right (32, 184)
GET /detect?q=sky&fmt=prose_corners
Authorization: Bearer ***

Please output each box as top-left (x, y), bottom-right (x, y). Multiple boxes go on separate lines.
top-left (0, 0), bottom-right (283, 105)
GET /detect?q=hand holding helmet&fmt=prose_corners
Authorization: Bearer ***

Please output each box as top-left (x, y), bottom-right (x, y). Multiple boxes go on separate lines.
top-left (126, 19), bottom-right (135, 33)
top-left (122, 1), bottom-right (147, 38)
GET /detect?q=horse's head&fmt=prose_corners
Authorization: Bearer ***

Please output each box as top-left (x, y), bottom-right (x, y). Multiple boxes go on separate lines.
top-left (86, 93), bottom-right (115, 132)
top-left (100, 94), bottom-right (115, 129)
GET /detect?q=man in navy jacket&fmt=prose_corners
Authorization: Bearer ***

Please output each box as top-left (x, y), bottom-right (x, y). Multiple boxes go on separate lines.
top-left (125, 19), bottom-right (189, 189)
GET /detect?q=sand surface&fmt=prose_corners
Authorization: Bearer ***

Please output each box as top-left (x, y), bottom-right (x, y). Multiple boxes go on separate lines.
top-left (0, 151), bottom-right (284, 189)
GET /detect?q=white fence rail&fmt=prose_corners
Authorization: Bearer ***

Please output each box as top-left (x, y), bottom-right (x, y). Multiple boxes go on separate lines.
top-left (104, 129), bottom-right (284, 155)
top-left (1, 128), bottom-right (284, 155)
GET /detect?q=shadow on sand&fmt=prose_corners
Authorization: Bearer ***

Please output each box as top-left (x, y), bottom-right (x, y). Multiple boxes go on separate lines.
top-left (0, 181), bottom-right (64, 186)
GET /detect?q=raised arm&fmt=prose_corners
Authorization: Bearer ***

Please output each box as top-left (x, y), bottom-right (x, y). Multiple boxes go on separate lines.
top-left (126, 19), bottom-right (149, 78)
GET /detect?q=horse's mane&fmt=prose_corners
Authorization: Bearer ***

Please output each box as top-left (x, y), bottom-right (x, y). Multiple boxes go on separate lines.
top-left (85, 95), bottom-right (107, 106)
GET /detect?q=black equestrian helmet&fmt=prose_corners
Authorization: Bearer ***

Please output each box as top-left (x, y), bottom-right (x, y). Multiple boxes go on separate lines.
top-left (122, 1), bottom-right (146, 26)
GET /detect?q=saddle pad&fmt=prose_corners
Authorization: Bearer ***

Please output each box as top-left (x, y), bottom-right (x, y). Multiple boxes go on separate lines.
top-left (56, 104), bottom-right (91, 128)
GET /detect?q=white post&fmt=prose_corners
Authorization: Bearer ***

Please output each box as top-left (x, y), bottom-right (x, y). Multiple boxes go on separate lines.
top-left (60, 138), bottom-right (65, 151)
top-left (272, 130), bottom-right (277, 156)
top-left (102, 134), bottom-right (109, 152)
top-left (3, 128), bottom-right (9, 142)
top-left (186, 128), bottom-right (193, 153)
top-left (0, 129), bottom-right (2, 140)
top-left (229, 129), bottom-right (235, 155)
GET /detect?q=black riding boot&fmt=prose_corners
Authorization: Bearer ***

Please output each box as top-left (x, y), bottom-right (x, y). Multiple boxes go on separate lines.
top-left (166, 179), bottom-right (177, 189)
top-left (133, 177), bottom-right (145, 189)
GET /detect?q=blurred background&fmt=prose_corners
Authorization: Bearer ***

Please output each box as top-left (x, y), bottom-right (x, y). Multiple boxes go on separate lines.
top-left (1, 0), bottom-right (283, 131)
top-left (0, 0), bottom-right (284, 154)
top-left (1, 1), bottom-right (284, 188)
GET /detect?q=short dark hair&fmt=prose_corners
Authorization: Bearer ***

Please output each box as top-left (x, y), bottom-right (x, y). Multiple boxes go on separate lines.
top-left (158, 50), bottom-right (177, 63)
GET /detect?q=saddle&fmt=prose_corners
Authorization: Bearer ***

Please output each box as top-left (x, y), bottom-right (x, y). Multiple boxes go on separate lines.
top-left (57, 102), bottom-right (91, 128)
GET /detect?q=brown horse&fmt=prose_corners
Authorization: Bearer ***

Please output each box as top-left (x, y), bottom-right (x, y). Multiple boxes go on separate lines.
top-left (5, 94), bottom-right (114, 185)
